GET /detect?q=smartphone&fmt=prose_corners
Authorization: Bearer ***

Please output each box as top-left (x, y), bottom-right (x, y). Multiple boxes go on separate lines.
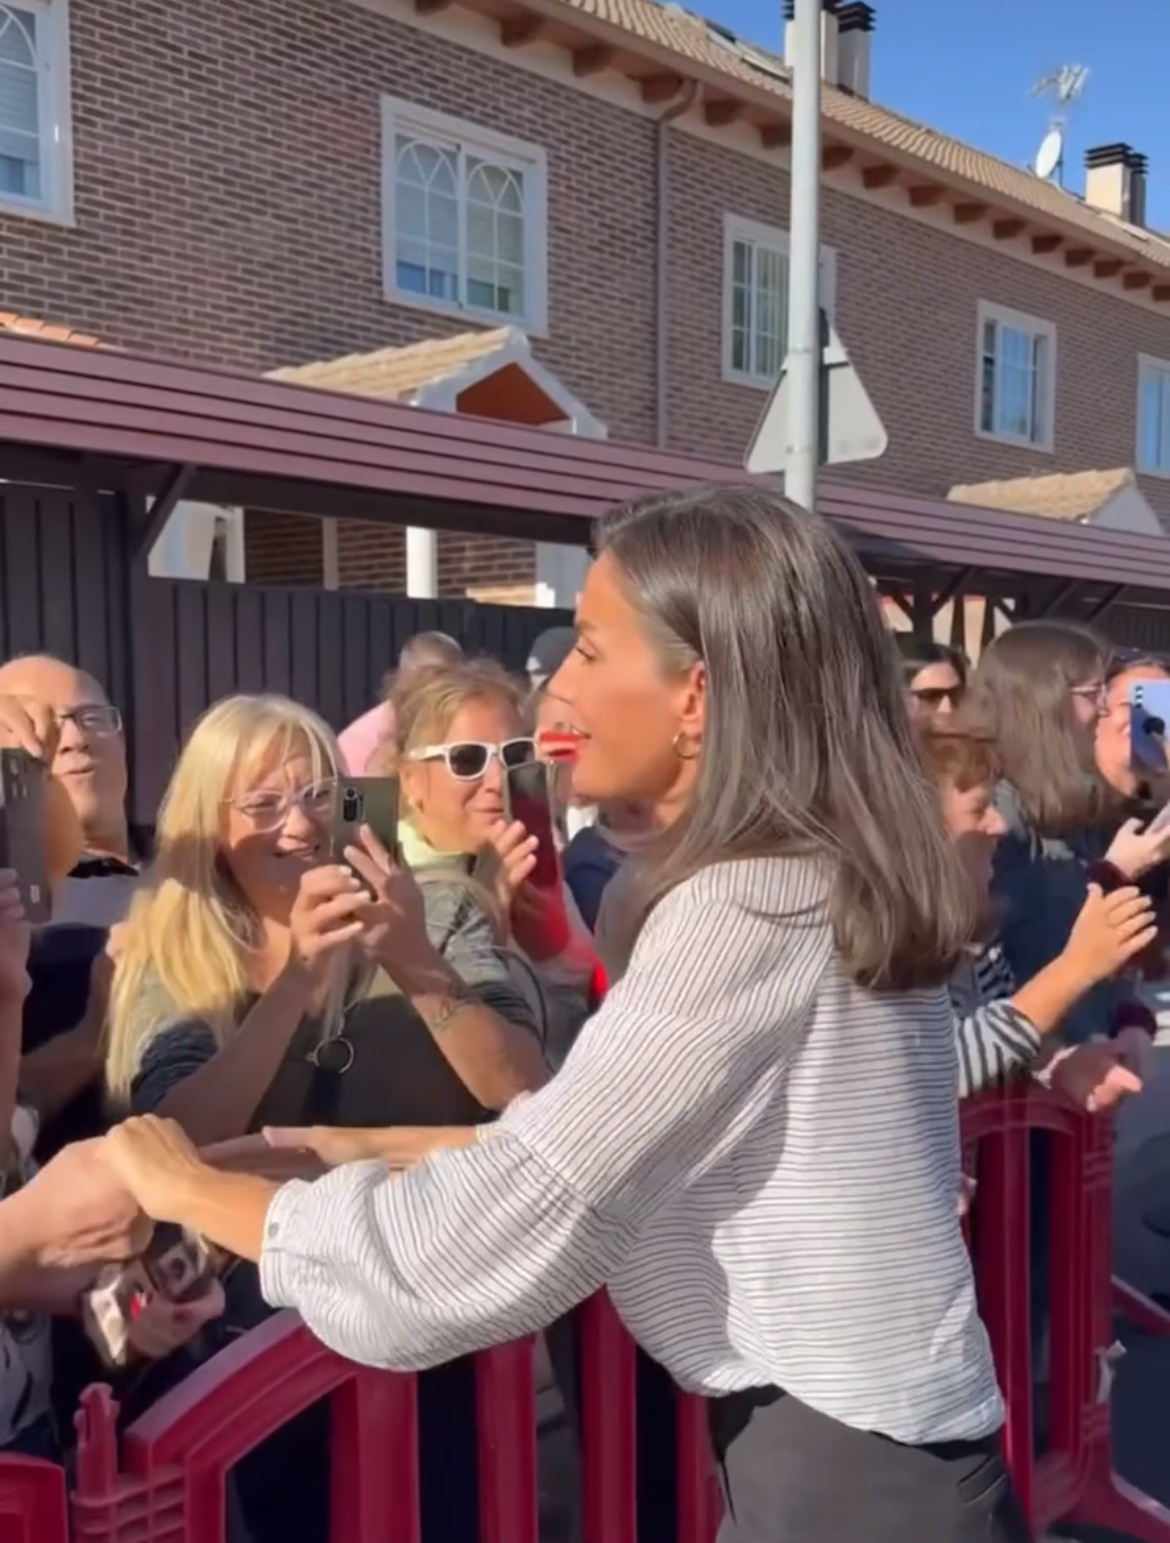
top-left (82, 1224), bottom-right (221, 1368)
top-left (1130, 680), bottom-right (1170, 773)
top-left (331, 776), bottom-right (400, 865)
top-left (0, 749), bottom-right (51, 925)
top-left (504, 760), bottom-right (561, 890)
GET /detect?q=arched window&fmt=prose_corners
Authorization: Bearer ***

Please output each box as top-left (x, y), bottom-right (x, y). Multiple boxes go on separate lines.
top-left (385, 101), bottom-right (546, 328)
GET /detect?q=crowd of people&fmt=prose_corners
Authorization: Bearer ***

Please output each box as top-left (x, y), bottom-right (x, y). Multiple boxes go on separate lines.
top-left (0, 482), bottom-right (1167, 1540)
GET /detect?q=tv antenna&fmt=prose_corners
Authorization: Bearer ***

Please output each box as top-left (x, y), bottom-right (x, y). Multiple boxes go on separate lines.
top-left (1029, 64), bottom-right (1089, 185)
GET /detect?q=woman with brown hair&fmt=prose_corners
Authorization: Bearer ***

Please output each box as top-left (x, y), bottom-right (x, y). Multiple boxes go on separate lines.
top-left (104, 484), bottom-right (1024, 1541)
top-left (920, 721), bottom-right (1153, 1105)
top-left (966, 621), bottom-right (1170, 1047)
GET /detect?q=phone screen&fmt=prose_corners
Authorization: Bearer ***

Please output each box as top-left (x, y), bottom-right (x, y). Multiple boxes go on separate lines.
top-left (0, 749), bottom-right (51, 925)
top-left (506, 761), bottom-right (561, 890)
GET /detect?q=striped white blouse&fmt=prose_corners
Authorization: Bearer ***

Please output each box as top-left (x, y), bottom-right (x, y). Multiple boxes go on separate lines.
top-left (260, 856), bottom-right (1003, 1445)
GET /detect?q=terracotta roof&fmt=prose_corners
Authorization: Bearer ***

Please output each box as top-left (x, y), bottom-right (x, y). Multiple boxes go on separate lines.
top-left (269, 328), bottom-right (516, 400)
top-left (947, 467), bottom-right (1138, 523)
top-left (0, 311), bottom-right (105, 348)
top-left (541, 0), bottom-right (1170, 275)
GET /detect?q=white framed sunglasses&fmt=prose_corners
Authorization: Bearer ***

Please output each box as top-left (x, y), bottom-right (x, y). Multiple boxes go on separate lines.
top-left (407, 738), bottom-right (537, 782)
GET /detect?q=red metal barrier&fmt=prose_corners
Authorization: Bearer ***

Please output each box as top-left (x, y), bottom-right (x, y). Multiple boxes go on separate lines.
top-left (1, 1089), bottom-right (1169, 1539)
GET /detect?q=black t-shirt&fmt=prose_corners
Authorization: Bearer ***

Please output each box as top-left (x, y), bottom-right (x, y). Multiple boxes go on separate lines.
top-left (24, 923), bottom-right (109, 1155)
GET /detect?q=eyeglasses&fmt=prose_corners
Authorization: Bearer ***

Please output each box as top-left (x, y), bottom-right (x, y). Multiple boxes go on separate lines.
top-left (1071, 682), bottom-right (1109, 713)
top-left (407, 738), bottom-right (537, 781)
top-left (228, 779), bottom-right (337, 831)
top-left (911, 686), bottom-right (964, 710)
top-left (57, 705), bottom-right (122, 738)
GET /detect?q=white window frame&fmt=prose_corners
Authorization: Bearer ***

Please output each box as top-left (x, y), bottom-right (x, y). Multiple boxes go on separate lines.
top-left (721, 213), bottom-right (838, 391)
top-left (381, 96), bottom-right (548, 333)
top-left (974, 301), bottom-right (1056, 453)
top-left (1137, 354), bottom-right (1170, 480)
top-left (0, 0), bottom-right (73, 224)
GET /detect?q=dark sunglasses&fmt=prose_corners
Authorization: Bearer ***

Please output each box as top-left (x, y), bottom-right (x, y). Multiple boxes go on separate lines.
top-left (912, 686), bottom-right (964, 710)
top-left (407, 737), bottom-right (537, 782)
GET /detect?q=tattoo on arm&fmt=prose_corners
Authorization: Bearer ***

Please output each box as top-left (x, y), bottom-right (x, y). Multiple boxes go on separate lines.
top-left (420, 979), bottom-right (475, 1036)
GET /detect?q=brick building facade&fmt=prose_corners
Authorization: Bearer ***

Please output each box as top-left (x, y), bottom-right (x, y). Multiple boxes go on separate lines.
top-left (4, 0), bottom-right (1170, 598)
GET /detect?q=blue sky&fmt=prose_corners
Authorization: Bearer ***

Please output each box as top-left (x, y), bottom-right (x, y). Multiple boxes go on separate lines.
top-left (691, 0), bottom-right (1169, 230)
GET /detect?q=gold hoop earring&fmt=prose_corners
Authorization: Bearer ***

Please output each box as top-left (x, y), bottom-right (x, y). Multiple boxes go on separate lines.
top-left (671, 731), bottom-right (701, 762)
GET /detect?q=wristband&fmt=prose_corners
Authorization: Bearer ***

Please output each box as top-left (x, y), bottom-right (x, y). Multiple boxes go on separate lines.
top-left (1110, 1000), bottom-right (1157, 1042)
top-left (1086, 860), bottom-right (1130, 894)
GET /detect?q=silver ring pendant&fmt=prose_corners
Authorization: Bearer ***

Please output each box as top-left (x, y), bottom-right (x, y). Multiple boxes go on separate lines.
top-left (309, 1036), bottom-right (355, 1075)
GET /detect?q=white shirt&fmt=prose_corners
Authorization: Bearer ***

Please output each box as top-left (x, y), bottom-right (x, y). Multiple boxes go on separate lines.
top-left (260, 855), bottom-right (1003, 1444)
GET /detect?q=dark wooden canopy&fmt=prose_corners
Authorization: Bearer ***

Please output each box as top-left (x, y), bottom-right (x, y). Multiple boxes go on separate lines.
top-left (1, 333), bottom-right (1170, 610)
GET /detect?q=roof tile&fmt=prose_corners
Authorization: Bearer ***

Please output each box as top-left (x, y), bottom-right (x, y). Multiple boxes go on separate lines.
top-left (947, 467), bottom-right (1138, 523)
top-left (0, 311), bottom-right (105, 348)
top-left (270, 327), bottom-right (516, 399)
top-left (550, 0), bottom-right (1170, 274)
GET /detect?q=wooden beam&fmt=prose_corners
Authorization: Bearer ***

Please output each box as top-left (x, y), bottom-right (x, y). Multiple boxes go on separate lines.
top-left (992, 217), bottom-right (1024, 240)
top-left (572, 44), bottom-right (613, 76)
top-left (641, 74), bottom-right (683, 104)
top-left (704, 98), bottom-right (743, 127)
top-left (1063, 247), bottom-right (1093, 268)
top-left (1123, 270), bottom-right (1152, 290)
top-left (823, 145), bottom-right (854, 170)
top-left (861, 164), bottom-right (897, 189)
top-left (1031, 233), bottom-right (1061, 254)
top-left (907, 184), bottom-right (943, 207)
top-left (1094, 257), bottom-right (1123, 278)
top-left (132, 464), bottom-right (197, 563)
top-left (500, 15), bottom-right (545, 45)
top-left (759, 121), bottom-right (791, 148)
top-left (952, 202), bottom-right (987, 225)
top-left (1083, 584), bottom-right (1126, 623)
top-left (931, 568), bottom-right (974, 616)
top-left (1153, 284), bottom-right (1170, 302)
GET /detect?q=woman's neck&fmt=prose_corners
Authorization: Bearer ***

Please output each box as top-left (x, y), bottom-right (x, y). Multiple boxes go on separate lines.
top-left (246, 914), bottom-right (294, 993)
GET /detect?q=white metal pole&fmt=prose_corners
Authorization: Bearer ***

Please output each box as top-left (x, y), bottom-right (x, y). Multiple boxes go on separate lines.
top-left (784, 0), bottom-right (823, 513)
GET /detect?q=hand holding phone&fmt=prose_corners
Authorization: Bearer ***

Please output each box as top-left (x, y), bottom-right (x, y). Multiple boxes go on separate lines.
top-left (331, 777), bottom-right (400, 877)
top-left (504, 761), bottom-right (561, 891)
top-left (81, 1224), bottom-right (222, 1368)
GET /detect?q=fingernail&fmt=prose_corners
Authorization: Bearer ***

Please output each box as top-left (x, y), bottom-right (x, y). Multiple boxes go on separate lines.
top-left (129, 1292), bottom-right (147, 1320)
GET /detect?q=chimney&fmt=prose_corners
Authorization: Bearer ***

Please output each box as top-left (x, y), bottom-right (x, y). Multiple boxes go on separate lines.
top-left (784, 0), bottom-right (839, 89)
top-left (835, 4), bottom-right (874, 98)
top-left (1084, 143), bottom-right (1148, 226)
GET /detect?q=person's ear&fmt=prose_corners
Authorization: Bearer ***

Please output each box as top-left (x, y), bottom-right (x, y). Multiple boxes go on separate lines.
top-left (674, 661), bottom-right (707, 752)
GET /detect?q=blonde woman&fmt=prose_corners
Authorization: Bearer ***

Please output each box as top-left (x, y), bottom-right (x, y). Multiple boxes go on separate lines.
top-left (107, 692), bottom-right (546, 1141)
top-left (106, 691), bottom-right (546, 1543)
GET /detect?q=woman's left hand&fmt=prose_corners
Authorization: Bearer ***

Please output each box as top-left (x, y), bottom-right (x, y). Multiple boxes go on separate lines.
top-left (101, 1117), bottom-right (208, 1224)
top-left (126, 1279), bottom-right (226, 1361)
top-left (344, 825), bottom-right (431, 970)
top-left (489, 820), bottom-right (538, 913)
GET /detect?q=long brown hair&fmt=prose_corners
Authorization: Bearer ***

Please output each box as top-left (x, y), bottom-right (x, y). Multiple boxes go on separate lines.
top-left (965, 621), bottom-right (1107, 833)
top-left (597, 484), bottom-right (975, 991)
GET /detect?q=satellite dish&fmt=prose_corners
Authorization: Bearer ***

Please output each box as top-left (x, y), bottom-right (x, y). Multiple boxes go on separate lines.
top-left (1034, 126), bottom-right (1063, 182)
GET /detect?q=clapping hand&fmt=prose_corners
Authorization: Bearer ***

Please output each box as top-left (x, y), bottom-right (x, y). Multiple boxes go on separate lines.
top-left (488, 819), bottom-right (569, 961)
top-left (1065, 884), bottom-right (1158, 986)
